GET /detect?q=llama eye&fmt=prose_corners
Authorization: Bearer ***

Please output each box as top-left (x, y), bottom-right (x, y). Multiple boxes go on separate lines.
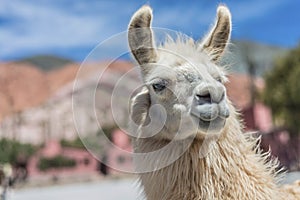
top-left (152, 80), bottom-right (168, 92)
top-left (152, 83), bottom-right (166, 92)
top-left (216, 77), bottom-right (222, 83)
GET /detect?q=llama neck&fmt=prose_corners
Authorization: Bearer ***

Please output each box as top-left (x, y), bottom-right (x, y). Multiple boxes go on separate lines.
top-left (134, 114), bottom-right (283, 200)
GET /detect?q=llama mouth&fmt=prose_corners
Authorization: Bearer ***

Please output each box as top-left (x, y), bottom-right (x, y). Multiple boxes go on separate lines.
top-left (197, 117), bottom-right (226, 132)
top-left (190, 103), bottom-right (228, 132)
top-left (190, 103), bottom-right (229, 121)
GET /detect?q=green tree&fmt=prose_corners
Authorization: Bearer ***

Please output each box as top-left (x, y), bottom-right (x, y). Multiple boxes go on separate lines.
top-left (0, 139), bottom-right (36, 165)
top-left (263, 44), bottom-right (300, 135)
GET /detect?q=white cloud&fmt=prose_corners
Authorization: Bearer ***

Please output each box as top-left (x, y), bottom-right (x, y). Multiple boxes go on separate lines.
top-left (0, 0), bottom-right (134, 59)
top-left (0, 0), bottom-right (293, 60)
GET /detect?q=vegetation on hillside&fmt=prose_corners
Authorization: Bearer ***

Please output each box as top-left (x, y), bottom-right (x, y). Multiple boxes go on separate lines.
top-left (262, 44), bottom-right (300, 135)
top-left (38, 155), bottom-right (76, 171)
top-left (60, 137), bottom-right (85, 149)
top-left (0, 138), bottom-right (36, 165)
top-left (16, 55), bottom-right (73, 71)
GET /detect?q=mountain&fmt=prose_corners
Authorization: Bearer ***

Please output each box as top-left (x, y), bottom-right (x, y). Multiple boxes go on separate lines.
top-left (0, 63), bottom-right (50, 121)
top-left (13, 40), bottom-right (288, 76)
top-left (0, 61), bottom-right (80, 121)
top-left (0, 60), bottom-right (136, 143)
top-left (0, 60), bottom-right (135, 123)
top-left (47, 64), bottom-right (79, 93)
top-left (16, 55), bottom-right (73, 71)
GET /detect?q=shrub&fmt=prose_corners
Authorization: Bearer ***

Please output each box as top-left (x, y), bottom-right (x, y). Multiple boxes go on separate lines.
top-left (60, 137), bottom-right (85, 149)
top-left (38, 155), bottom-right (76, 171)
top-left (0, 138), bottom-right (36, 165)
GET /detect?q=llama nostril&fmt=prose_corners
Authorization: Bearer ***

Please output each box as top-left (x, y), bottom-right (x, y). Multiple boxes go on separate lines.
top-left (195, 93), bottom-right (212, 104)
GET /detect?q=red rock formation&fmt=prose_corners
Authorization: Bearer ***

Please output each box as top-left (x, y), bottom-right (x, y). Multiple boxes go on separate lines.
top-left (47, 64), bottom-right (79, 93)
top-left (0, 63), bottom-right (50, 121)
top-left (0, 60), bottom-right (134, 122)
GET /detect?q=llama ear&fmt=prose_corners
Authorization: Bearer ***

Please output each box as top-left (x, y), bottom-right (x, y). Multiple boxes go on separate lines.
top-left (200, 5), bottom-right (232, 62)
top-left (130, 87), bottom-right (150, 126)
top-left (128, 6), bottom-right (158, 75)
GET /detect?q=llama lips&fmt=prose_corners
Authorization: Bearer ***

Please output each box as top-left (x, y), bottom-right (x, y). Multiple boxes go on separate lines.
top-left (190, 103), bottom-right (229, 131)
top-left (198, 117), bottom-right (226, 132)
top-left (190, 103), bottom-right (224, 121)
top-left (190, 100), bottom-right (230, 121)
top-left (190, 104), bottom-right (218, 121)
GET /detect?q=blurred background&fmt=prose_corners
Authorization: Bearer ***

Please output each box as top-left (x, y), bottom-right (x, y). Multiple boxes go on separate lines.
top-left (0, 0), bottom-right (300, 199)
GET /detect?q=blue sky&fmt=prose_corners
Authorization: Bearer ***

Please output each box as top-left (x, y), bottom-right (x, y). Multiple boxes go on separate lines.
top-left (0, 0), bottom-right (299, 61)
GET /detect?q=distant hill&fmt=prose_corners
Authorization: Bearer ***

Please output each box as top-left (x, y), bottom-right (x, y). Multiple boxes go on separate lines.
top-left (225, 40), bottom-right (288, 76)
top-left (16, 55), bottom-right (73, 71)
top-left (0, 62), bottom-right (50, 121)
top-left (14, 40), bottom-right (289, 76)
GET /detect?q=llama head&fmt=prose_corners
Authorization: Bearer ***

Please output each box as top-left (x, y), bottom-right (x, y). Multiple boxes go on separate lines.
top-left (128, 5), bottom-right (232, 140)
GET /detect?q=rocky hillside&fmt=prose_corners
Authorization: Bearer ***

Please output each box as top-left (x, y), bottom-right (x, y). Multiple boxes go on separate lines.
top-left (0, 59), bottom-right (136, 144)
top-left (0, 39), bottom-right (287, 122)
top-left (0, 63), bottom-right (49, 121)
top-left (0, 62), bottom-right (79, 121)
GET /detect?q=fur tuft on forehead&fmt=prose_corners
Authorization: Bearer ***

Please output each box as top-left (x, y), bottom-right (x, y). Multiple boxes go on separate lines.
top-left (155, 35), bottom-right (229, 81)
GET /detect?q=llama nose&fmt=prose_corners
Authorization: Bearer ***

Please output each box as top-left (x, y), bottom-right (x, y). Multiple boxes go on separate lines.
top-left (195, 86), bottom-right (224, 104)
top-left (195, 92), bottom-right (212, 104)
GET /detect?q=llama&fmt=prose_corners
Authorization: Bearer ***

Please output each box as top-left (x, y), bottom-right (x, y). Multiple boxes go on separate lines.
top-left (128, 5), bottom-right (300, 200)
